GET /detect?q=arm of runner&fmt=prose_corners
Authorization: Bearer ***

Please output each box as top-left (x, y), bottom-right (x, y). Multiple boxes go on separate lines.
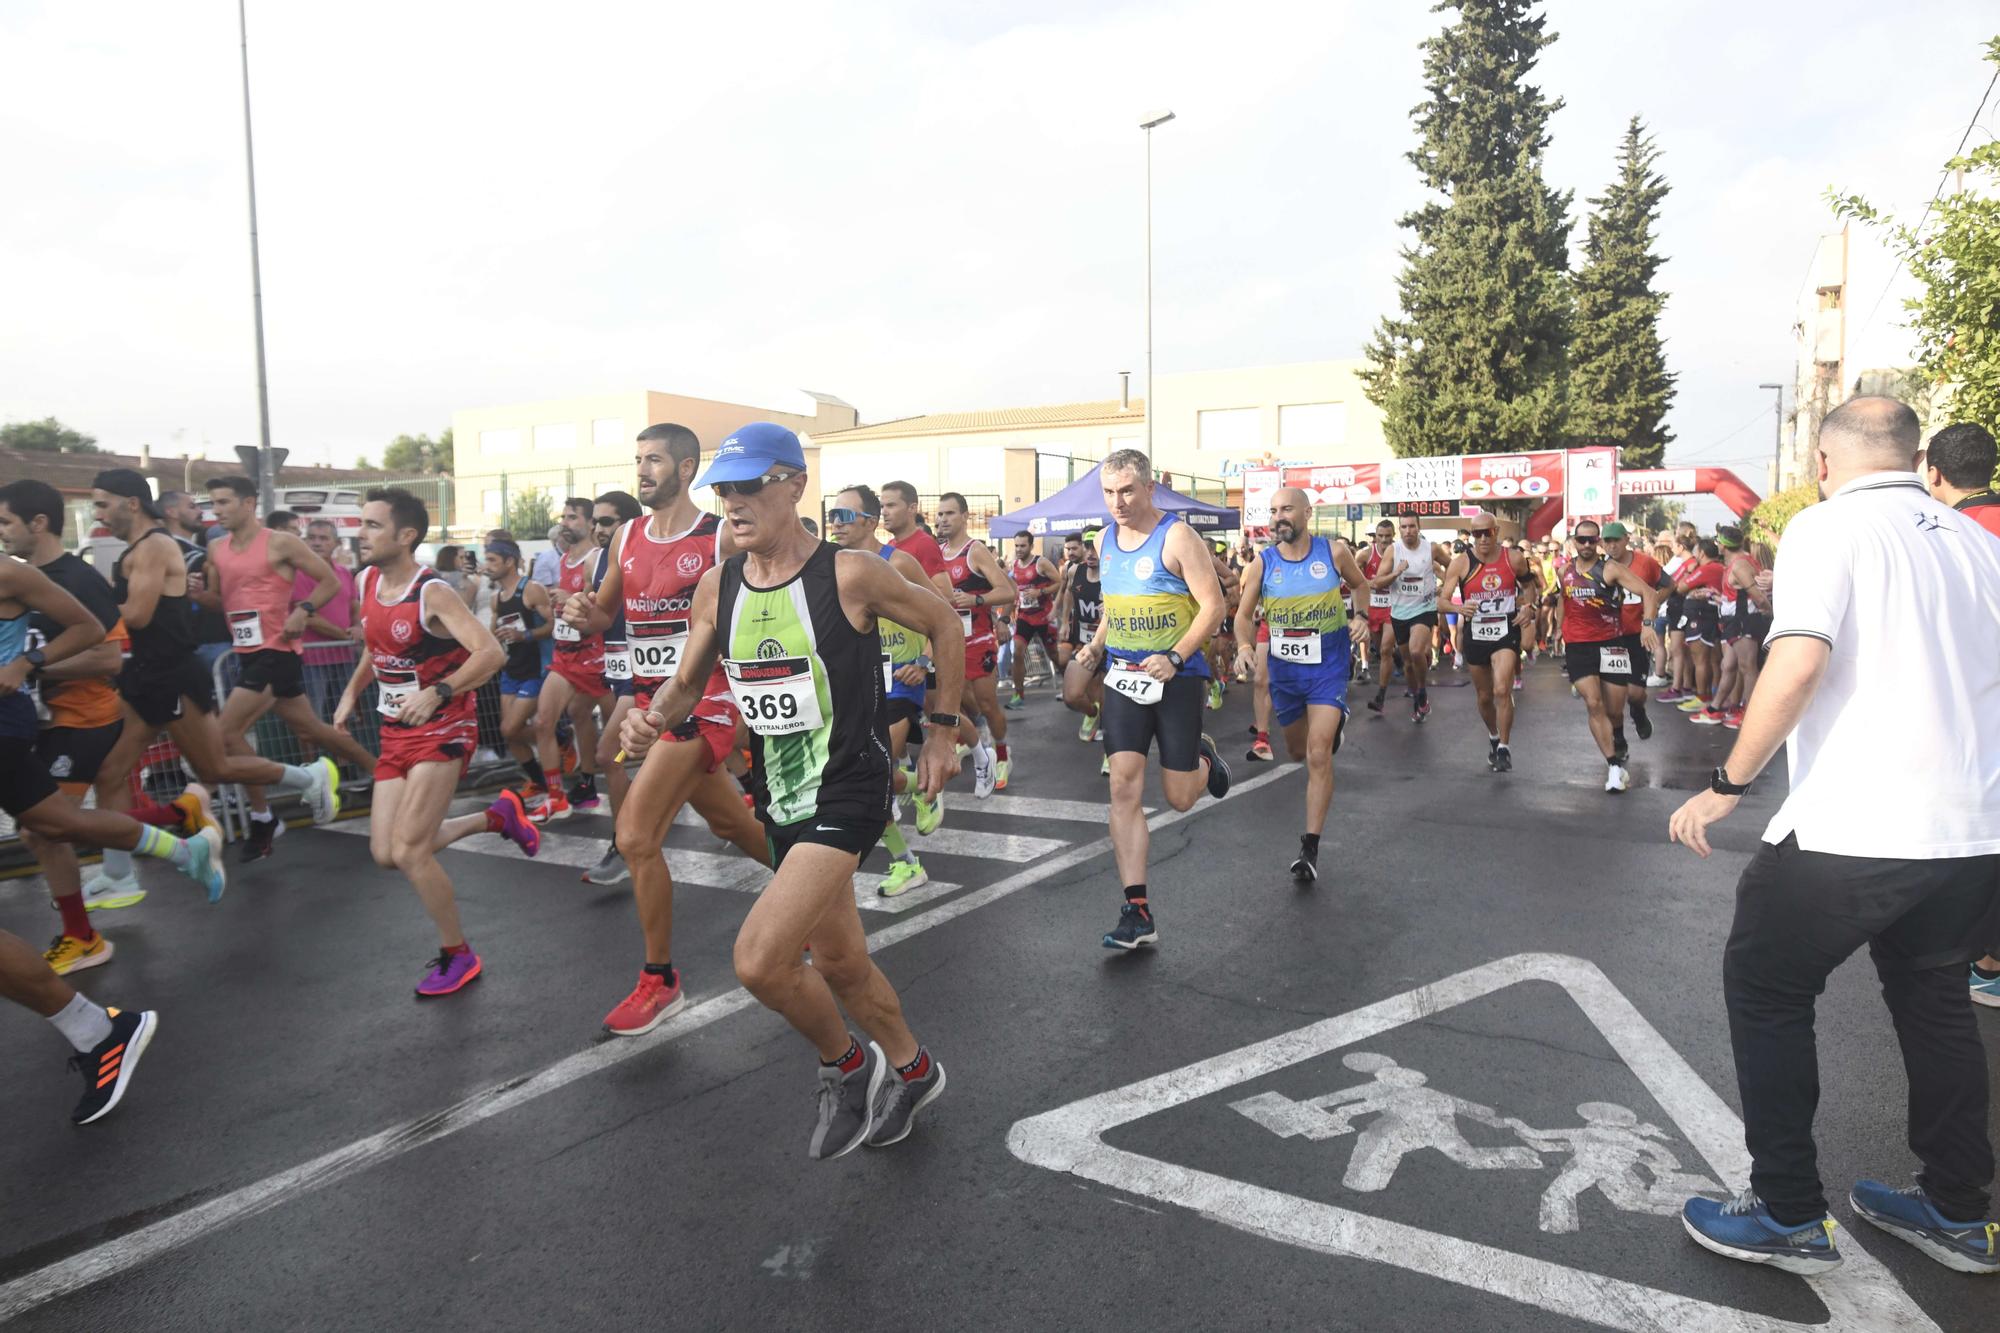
top-left (1609, 561), bottom-right (1664, 654)
top-left (0, 564), bottom-right (106, 696)
top-left (275, 532), bottom-right (342, 641)
top-left (1159, 518), bottom-right (1225, 679)
top-left (962, 542), bottom-right (1015, 612)
top-left (397, 580), bottom-right (505, 728)
top-left (1435, 554), bottom-right (1469, 615)
top-left (332, 653), bottom-right (375, 732)
top-left (1370, 556), bottom-right (1404, 590)
top-left (114, 534), bottom-right (175, 630)
top-left (1668, 635), bottom-right (1830, 857)
top-left (620, 569), bottom-right (723, 761)
top-left (524, 581), bottom-right (554, 640)
top-left (566, 549), bottom-right (619, 636)
top-left (1232, 554), bottom-right (1265, 676)
top-left (1513, 552), bottom-right (1541, 628)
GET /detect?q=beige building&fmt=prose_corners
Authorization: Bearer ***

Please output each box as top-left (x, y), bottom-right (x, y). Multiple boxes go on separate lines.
top-left (450, 388), bottom-right (858, 530)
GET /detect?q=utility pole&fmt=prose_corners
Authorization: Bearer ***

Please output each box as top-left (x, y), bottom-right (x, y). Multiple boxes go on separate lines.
top-left (1139, 110), bottom-right (1176, 458)
top-left (1759, 383), bottom-right (1784, 489)
top-left (238, 0), bottom-right (276, 512)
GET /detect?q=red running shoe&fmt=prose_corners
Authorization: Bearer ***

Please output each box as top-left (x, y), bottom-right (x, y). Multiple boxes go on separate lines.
top-left (603, 969), bottom-right (685, 1036)
top-left (488, 790), bottom-right (541, 857)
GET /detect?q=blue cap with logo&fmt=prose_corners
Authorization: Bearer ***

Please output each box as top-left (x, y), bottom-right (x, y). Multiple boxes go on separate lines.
top-left (694, 422), bottom-right (806, 489)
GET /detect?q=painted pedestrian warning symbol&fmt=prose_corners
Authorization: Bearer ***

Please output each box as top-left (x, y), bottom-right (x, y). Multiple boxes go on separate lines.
top-left (1006, 953), bottom-right (1942, 1333)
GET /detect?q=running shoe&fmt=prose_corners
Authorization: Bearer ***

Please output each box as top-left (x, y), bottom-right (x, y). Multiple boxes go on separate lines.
top-left (1682, 1192), bottom-right (1840, 1275)
top-left (879, 859), bottom-right (929, 897)
top-left (1290, 840), bottom-right (1318, 885)
top-left (1365, 691), bottom-right (1386, 714)
top-left (1099, 755), bottom-right (1110, 776)
top-left (1492, 744), bottom-right (1513, 774)
top-left (530, 790), bottom-right (572, 824)
top-left (1605, 765), bottom-right (1630, 794)
top-left (1848, 1180), bottom-right (2000, 1274)
top-left (565, 774), bottom-right (601, 811)
top-left (1207, 679), bottom-right (1224, 711)
top-left (238, 812), bottom-right (283, 863)
top-left (1633, 709), bottom-right (1654, 741)
top-left (1246, 736), bottom-right (1274, 762)
top-left (1723, 709), bottom-right (1745, 730)
top-left (1645, 673), bottom-right (1672, 688)
top-left (1970, 966), bottom-right (2000, 1008)
top-left (1690, 708), bottom-right (1727, 726)
top-left (911, 789), bottom-right (943, 835)
top-left (416, 948), bottom-right (482, 998)
top-left (1656, 687), bottom-right (1689, 703)
top-left (1103, 902), bottom-right (1158, 950)
top-left (44, 933), bottom-right (113, 976)
top-left (173, 783), bottom-right (218, 838)
top-left (1512, 676), bottom-right (1523, 691)
top-left (70, 1006), bottom-right (158, 1126)
top-left (994, 757), bottom-right (1011, 791)
top-left (1003, 692), bottom-right (1025, 711)
top-left (582, 848), bottom-right (629, 884)
top-left (810, 1041), bottom-right (885, 1160)
top-left (306, 756), bottom-right (342, 825)
top-left (487, 790), bottom-right (541, 857)
top-left (971, 744), bottom-right (996, 799)
top-left (1198, 733), bottom-right (1231, 799)
top-left (602, 968), bottom-right (685, 1036)
top-left (1676, 696), bottom-right (1709, 713)
top-left (1078, 712), bottom-right (1100, 742)
top-left (1412, 698), bottom-right (1431, 723)
top-left (867, 1054), bottom-right (947, 1148)
top-left (81, 869), bottom-right (146, 912)
top-left (559, 736), bottom-right (580, 776)
top-left (183, 826), bottom-right (226, 903)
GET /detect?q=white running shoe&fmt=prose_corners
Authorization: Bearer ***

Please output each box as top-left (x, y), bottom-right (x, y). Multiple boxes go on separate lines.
top-left (81, 869), bottom-right (146, 912)
top-left (1645, 673), bottom-right (1671, 688)
top-left (1604, 765), bottom-right (1630, 794)
top-left (972, 744), bottom-right (996, 799)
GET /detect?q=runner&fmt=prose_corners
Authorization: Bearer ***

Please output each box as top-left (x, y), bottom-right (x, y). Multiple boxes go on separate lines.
top-left (1072, 449), bottom-right (1231, 950)
top-left (1672, 538), bottom-right (1728, 714)
top-left (1692, 526), bottom-right (1771, 731)
top-left (1366, 515), bottom-right (1449, 722)
top-left (1557, 519), bottom-right (1664, 793)
top-left (1004, 533), bottom-right (1061, 711)
top-left (1052, 533), bottom-right (1086, 673)
top-left (1436, 515), bottom-right (1540, 773)
top-left (1206, 541), bottom-right (1241, 711)
top-left (561, 422), bottom-right (769, 1037)
top-left (619, 421), bottom-right (964, 1156)
top-left (580, 489), bottom-right (644, 884)
top-left (1656, 527), bottom-right (1700, 702)
top-left (934, 493), bottom-right (1015, 794)
top-left (1231, 488), bottom-right (1369, 883)
top-left (1358, 521), bottom-right (1398, 689)
top-left (480, 538), bottom-right (559, 812)
top-left (90, 470), bottom-right (342, 853)
top-left (828, 485), bottom-right (945, 896)
top-left (534, 511), bottom-right (615, 825)
top-left (1602, 521), bottom-right (1672, 746)
top-left (1059, 533), bottom-right (1106, 758)
top-left (333, 488), bottom-right (541, 998)
top-left (204, 475), bottom-right (377, 861)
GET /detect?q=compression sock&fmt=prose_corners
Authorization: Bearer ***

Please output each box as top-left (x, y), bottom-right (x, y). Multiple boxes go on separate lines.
top-left (48, 992), bottom-right (114, 1052)
top-left (56, 892), bottom-right (93, 940)
top-left (132, 824), bottom-right (191, 868)
top-left (896, 1047), bottom-right (933, 1082)
top-left (643, 961), bottom-right (678, 988)
top-left (443, 940), bottom-right (471, 956)
top-left (882, 821), bottom-right (915, 863)
top-left (1299, 833), bottom-right (1320, 859)
top-left (100, 849), bottom-right (134, 880)
top-left (976, 718), bottom-right (994, 746)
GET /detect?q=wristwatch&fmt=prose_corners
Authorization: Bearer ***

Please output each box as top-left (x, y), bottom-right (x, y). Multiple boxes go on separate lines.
top-left (1165, 649), bottom-right (1185, 669)
top-left (926, 712), bottom-right (961, 729)
top-left (23, 647), bottom-right (47, 673)
top-left (1710, 766), bottom-right (1751, 796)
top-left (433, 681), bottom-right (455, 705)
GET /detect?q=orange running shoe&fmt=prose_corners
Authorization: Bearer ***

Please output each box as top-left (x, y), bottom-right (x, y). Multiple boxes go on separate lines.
top-left (603, 968), bottom-right (685, 1036)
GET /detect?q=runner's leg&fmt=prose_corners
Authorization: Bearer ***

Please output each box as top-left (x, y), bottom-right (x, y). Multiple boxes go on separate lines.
top-left (534, 671), bottom-right (576, 794)
top-left (384, 762), bottom-right (471, 947)
top-left (271, 692), bottom-right (376, 771)
top-left (1492, 649), bottom-right (1518, 744)
top-left (217, 685), bottom-right (278, 814)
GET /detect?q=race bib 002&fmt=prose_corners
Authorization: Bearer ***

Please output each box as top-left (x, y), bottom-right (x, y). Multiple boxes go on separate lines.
top-left (1272, 628), bottom-right (1322, 664)
top-left (629, 619), bottom-right (688, 680)
top-left (1106, 660), bottom-right (1164, 706)
top-left (725, 656), bottom-right (824, 736)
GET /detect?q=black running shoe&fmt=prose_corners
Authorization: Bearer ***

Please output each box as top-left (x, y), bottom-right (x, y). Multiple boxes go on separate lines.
top-left (238, 814), bottom-right (281, 863)
top-left (1198, 733), bottom-right (1231, 799)
top-left (1366, 691), bottom-right (1386, 714)
top-left (1492, 744), bottom-right (1513, 773)
top-left (1632, 709), bottom-right (1653, 741)
top-left (1290, 840), bottom-right (1318, 884)
top-left (1103, 902), bottom-right (1158, 950)
top-left (71, 1007), bottom-right (158, 1125)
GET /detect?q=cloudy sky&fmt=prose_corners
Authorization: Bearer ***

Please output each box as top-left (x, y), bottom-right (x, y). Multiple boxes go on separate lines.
top-left (3, 0), bottom-right (1993, 490)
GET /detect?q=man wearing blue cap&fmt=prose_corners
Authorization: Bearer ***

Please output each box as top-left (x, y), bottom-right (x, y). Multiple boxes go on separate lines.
top-left (620, 422), bottom-right (967, 1159)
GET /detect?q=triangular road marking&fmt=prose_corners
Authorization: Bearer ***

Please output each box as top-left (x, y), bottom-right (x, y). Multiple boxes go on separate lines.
top-left (1006, 953), bottom-right (1940, 1333)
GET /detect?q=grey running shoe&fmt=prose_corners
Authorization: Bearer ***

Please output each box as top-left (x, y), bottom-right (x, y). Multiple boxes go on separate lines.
top-left (867, 1055), bottom-right (947, 1148)
top-left (809, 1041), bottom-right (885, 1161)
top-left (581, 847), bottom-right (629, 885)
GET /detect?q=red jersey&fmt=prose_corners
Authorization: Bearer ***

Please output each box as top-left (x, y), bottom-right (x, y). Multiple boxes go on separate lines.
top-left (361, 566), bottom-right (473, 729)
top-left (1680, 559), bottom-right (1728, 603)
top-left (551, 546), bottom-right (605, 671)
top-left (1361, 545), bottom-right (1393, 618)
top-left (1011, 556), bottom-right (1055, 625)
top-left (1725, 553), bottom-right (1766, 619)
top-left (1958, 494), bottom-right (2000, 540)
top-left (1559, 557), bottom-right (1624, 644)
top-left (1462, 554), bottom-right (1522, 623)
top-left (1618, 550), bottom-right (1663, 633)
top-left (886, 528), bottom-right (947, 584)
top-left (942, 539), bottom-right (996, 644)
top-left (616, 511), bottom-right (733, 719)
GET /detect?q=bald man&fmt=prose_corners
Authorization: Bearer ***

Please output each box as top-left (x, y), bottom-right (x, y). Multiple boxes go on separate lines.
top-left (1232, 488), bottom-right (1379, 882)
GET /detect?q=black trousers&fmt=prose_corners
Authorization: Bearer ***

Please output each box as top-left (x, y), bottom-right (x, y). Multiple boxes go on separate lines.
top-left (1723, 834), bottom-right (2000, 1224)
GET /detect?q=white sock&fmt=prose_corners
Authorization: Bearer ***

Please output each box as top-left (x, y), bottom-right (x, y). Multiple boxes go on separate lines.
top-left (276, 763), bottom-right (317, 793)
top-left (50, 992), bottom-right (114, 1052)
top-left (250, 809), bottom-right (274, 823)
top-left (1487, 731), bottom-right (1500, 743)
top-left (101, 849), bottom-right (134, 879)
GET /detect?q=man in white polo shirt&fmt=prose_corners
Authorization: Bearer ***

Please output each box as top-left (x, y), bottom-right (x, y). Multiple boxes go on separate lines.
top-left (1668, 397), bottom-right (2000, 1277)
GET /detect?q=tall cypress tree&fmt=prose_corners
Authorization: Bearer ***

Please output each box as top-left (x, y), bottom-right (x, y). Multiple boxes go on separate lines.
top-left (1568, 117), bottom-right (1675, 467)
top-left (1361, 1), bottom-right (1573, 458)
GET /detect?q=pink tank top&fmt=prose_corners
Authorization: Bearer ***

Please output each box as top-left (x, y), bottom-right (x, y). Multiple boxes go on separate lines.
top-left (209, 526), bottom-right (299, 655)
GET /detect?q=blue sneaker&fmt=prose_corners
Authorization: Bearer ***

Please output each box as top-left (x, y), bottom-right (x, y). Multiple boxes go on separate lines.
top-left (1103, 903), bottom-right (1158, 951)
top-left (1849, 1180), bottom-right (2000, 1274)
top-left (1971, 965), bottom-right (2000, 1009)
top-left (1682, 1192), bottom-right (1841, 1275)
top-left (179, 826), bottom-right (227, 904)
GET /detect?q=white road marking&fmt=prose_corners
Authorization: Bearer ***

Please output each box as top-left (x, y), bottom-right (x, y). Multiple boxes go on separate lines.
top-left (971, 794), bottom-right (1155, 823)
top-left (1005, 953), bottom-right (1938, 1333)
top-left (0, 767), bottom-right (1300, 1320)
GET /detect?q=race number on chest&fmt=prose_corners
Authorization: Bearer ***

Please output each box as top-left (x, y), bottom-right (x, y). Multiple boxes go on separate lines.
top-left (629, 619), bottom-right (688, 679)
top-left (1272, 628), bottom-right (1322, 664)
top-left (229, 609), bottom-right (264, 649)
top-left (1107, 660), bottom-right (1164, 706)
top-left (725, 656), bottom-right (824, 736)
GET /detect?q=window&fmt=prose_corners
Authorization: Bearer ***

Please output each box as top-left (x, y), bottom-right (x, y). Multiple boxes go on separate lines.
top-left (533, 422), bottom-right (577, 452)
top-left (1279, 402), bottom-right (1346, 449)
top-left (480, 428), bottom-right (522, 457)
top-left (1197, 407), bottom-right (1260, 454)
top-left (592, 418), bottom-right (624, 449)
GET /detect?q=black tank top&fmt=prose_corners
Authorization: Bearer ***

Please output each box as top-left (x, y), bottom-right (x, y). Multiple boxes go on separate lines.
top-left (1071, 567), bottom-right (1103, 634)
top-left (494, 578), bottom-right (544, 680)
top-left (113, 527), bottom-right (198, 669)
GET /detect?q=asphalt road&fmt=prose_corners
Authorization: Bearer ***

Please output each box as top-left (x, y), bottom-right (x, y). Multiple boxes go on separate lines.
top-left (2, 656), bottom-right (1993, 1332)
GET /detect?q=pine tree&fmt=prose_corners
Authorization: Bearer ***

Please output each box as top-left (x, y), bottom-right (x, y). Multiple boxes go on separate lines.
top-left (1568, 117), bottom-right (1675, 467)
top-left (1361, 0), bottom-right (1574, 458)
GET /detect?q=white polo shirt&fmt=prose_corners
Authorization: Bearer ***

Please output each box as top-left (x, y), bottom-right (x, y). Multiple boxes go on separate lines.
top-left (1762, 471), bottom-right (2000, 858)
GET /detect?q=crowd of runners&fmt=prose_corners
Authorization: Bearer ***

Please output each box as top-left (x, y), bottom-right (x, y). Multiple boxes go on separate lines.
top-left (3, 418), bottom-right (1998, 1219)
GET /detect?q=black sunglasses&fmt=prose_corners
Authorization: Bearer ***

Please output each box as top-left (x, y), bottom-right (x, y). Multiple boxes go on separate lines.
top-left (591, 516), bottom-right (621, 527)
top-left (713, 470), bottom-right (798, 499)
top-left (1573, 534), bottom-right (1599, 544)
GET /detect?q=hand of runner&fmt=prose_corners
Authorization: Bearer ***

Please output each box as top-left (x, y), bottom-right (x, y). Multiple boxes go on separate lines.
top-left (916, 726), bottom-right (958, 799)
top-left (1140, 653), bottom-right (1177, 682)
top-left (561, 591), bottom-right (595, 628)
top-left (398, 686), bottom-right (442, 728)
top-left (1235, 645), bottom-right (1255, 677)
top-left (1075, 643), bottom-right (1101, 672)
top-left (0, 657), bottom-right (28, 697)
top-left (1668, 789), bottom-right (1738, 859)
top-left (332, 692), bottom-right (356, 731)
top-left (283, 606), bottom-right (310, 640)
top-left (1640, 625), bottom-right (1663, 657)
top-left (949, 589), bottom-right (977, 610)
top-left (620, 707), bottom-right (663, 760)
top-left (894, 663), bottom-right (927, 687)
top-left (1514, 604), bottom-right (1536, 629)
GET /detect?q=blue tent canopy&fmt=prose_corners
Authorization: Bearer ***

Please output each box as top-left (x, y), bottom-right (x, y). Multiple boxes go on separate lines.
top-left (987, 462), bottom-right (1239, 539)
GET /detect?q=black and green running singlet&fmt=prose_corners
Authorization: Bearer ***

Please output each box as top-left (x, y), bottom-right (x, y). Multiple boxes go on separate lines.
top-left (717, 542), bottom-right (892, 827)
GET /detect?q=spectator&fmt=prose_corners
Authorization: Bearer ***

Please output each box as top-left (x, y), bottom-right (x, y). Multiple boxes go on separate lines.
top-left (1671, 396), bottom-right (2000, 1276)
top-left (296, 519), bottom-right (359, 722)
top-left (529, 525), bottom-right (564, 589)
top-left (266, 510), bottom-right (299, 535)
top-left (1923, 421), bottom-right (2000, 540)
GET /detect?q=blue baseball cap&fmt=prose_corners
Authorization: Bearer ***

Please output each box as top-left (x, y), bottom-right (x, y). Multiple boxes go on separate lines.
top-left (694, 422), bottom-right (807, 488)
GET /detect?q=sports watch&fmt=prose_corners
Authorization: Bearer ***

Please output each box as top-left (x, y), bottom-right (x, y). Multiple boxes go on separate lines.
top-left (1165, 649), bottom-right (1185, 670)
top-left (926, 712), bottom-right (961, 729)
top-left (1710, 766), bottom-right (1751, 796)
top-left (433, 681), bottom-right (455, 705)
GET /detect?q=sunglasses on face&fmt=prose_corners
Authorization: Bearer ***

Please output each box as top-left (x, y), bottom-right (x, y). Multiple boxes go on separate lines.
top-left (825, 507), bottom-right (877, 524)
top-left (712, 471), bottom-right (798, 499)
top-left (1574, 535), bottom-right (1599, 544)
top-left (591, 516), bottom-right (621, 527)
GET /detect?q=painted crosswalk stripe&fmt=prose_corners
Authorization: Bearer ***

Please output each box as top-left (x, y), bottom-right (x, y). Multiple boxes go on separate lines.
top-left (971, 794), bottom-right (1151, 823)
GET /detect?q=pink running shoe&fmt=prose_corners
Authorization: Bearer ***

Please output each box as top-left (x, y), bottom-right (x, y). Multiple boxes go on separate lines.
top-left (487, 790), bottom-right (540, 857)
top-left (416, 948), bottom-right (482, 997)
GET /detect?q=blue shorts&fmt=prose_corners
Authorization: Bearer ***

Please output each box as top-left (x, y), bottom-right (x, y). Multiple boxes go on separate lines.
top-left (1269, 652), bottom-right (1351, 729)
top-left (499, 671), bottom-right (544, 700)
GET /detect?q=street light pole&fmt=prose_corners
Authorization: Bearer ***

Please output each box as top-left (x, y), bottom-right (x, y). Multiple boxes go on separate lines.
top-left (1139, 109), bottom-right (1175, 459)
top-left (238, 0), bottom-right (276, 513)
top-left (1758, 382), bottom-right (1784, 489)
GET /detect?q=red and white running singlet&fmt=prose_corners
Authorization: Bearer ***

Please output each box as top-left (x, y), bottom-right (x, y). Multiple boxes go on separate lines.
top-left (361, 567), bottom-right (473, 728)
top-left (552, 546), bottom-right (606, 673)
top-left (1559, 558), bottom-right (1624, 644)
top-left (615, 512), bottom-right (734, 718)
top-left (942, 540), bottom-right (995, 645)
top-left (1462, 555), bottom-right (1521, 642)
top-left (1011, 556), bottom-right (1054, 625)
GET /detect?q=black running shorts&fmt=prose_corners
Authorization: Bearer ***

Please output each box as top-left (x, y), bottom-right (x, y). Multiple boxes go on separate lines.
top-left (1565, 639), bottom-right (1635, 686)
top-left (764, 812), bottom-right (887, 867)
top-left (119, 657), bottom-right (216, 728)
top-left (1462, 625), bottom-right (1522, 669)
top-left (1391, 612), bottom-right (1438, 645)
top-left (1101, 669), bottom-right (1206, 772)
top-left (37, 721), bottom-right (124, 787)
top-left (233, 648), bottom-right (305, 699)
top-left (0, 736), bottom-right (60, 818)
